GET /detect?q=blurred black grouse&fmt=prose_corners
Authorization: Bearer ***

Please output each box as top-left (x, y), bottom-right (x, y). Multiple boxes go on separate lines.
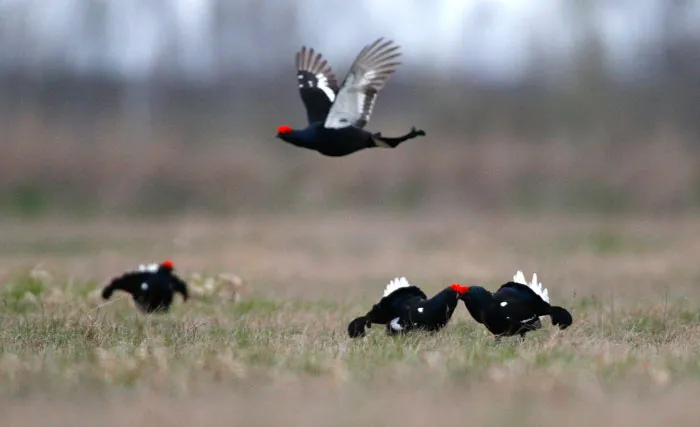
top-left (348, 277), bottom-right (469, 338)
top-left (101, 260), bottom-right (189, 313)
top-left (459, 271), bottom-right (573, 341)
top-left (277, 37), bottom-right (426, 157)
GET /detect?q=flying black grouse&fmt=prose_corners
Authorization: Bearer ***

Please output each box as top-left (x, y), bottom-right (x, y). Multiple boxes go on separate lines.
top-left (459, 271), bottom-right (573, 341)
top-left (347, 277), bottom-right (469, 338)
top-left (101, 260), bottom-right (189, 313)
top-left (277, 37), bottom-right (427, 156)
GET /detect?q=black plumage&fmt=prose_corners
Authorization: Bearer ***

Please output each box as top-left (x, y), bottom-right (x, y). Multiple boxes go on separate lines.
top-left (277, 37), bottom-right (426, 157)
top-left (459, 272), bottom-right (573, 341)
top-left (101, 260), bottom-right (189, 313)
top-left (348, 277), bottom-right (469, 338)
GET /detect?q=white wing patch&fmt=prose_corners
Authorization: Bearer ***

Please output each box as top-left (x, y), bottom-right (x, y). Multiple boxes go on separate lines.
top-left (138, 263), bottom-right (159, 273)
top-left (500, 301), bottom-right (508, 307)
top-left (389, 317), bottom-right (403, 331)
top-left (141, 282), bottom-right (149, 291)
top-left (315, 72), bottom-right (336, 102)
top-left (520, 315), bottom-right (538, 324)
top-left (513, 270), bottom-right (549, 303)
top-left (295, 46), bottom-right (339, 110)
top-left (383, 276), bottom-right (411, 298)
top-left (417, 307), bottom-right (424, 313)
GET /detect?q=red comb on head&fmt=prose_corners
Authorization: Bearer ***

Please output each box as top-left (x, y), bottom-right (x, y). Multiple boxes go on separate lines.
top-left (277, 125), bottom-right (293, 134)
top-left (161, 260), bottom-right (174, 269)
top-left (450, 284), bottom-right (470, 295)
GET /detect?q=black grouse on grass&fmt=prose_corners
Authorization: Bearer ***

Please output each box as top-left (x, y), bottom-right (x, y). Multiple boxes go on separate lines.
top-left (277, 37), bottom-right (426, 157)
top-left (348, 277), bottom-right (469, 338)
top-left (101, 260), bottom-right (189, 313)
top-left (459, 271), bottom-right (573, 341)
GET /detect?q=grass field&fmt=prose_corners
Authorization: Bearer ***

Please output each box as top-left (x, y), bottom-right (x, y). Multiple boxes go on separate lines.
top-left (2, 211), bottom-right (700, 426)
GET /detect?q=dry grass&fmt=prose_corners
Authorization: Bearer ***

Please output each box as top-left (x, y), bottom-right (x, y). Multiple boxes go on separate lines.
top-left (2, 212), bottom-right (700, 425)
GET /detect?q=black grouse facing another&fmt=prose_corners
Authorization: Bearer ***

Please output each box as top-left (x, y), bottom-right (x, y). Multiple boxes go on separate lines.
top-left (348, 277), bottom-right (469, 338)
top-left (459, 271), bottom-right (573, 341)
top-left (101, 260), bottom-right (189, 313)
top-left (277, 37), bottom-right (427, 157)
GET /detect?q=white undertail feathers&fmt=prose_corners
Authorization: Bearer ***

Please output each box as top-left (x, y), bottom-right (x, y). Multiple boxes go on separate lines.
top-left (513, 270), bottom-right (550, 303)
top-left (389, 317), bottom-right (403, 331)
top-left (383, 276), bottom-right (411, 298)
top-left (138, 263), bottom-right (159, 273)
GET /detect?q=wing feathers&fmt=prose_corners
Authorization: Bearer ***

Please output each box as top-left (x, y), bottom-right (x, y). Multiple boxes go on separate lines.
top-left (324, 37), bottom-right (402, 129)
top-left (356, 38), bottom-right (402, 91)
top-left (296, 46), bottom-right (339, 90)
top-left (295, 46), bottom-right (339, 123)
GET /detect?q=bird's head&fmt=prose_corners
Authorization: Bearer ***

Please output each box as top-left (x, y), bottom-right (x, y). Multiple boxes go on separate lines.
top-left (458, 285), bottom-right (491, 303)
top-left (347, 315), bottom-right (371, 338)
top-left (276, 125), bottom-right (294, 140)
top-left (159, 259), bottom-right (175, 273)
top-left (449, 283), bottom-right (470, 295)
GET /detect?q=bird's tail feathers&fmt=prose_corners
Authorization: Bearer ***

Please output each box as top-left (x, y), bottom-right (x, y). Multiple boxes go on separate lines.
top-left (513, 270), bottom-right (550, 303)
top-left (383, 276), bottom-right (412, 297)
top-left (138, 263), bottom-right (159, 273)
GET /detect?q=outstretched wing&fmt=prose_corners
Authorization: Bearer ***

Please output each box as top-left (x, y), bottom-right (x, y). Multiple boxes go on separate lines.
top-left (324, 38), bottom-right (401, 129)
top-left (102, 272), bottom-right (150, 299)
top-left (169, 274), bottom-right (189, 300)
top-left (296, 46), bottom-right (340, 124)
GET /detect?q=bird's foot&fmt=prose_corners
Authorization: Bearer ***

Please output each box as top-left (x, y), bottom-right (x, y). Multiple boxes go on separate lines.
top-left (372, 126), bottom-right (425, 148)
top-left (410, 126), bottom-right (426, 137)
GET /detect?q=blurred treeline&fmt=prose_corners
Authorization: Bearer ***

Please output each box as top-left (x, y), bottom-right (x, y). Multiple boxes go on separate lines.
top-left (0, 1), bottom-right (699, 217)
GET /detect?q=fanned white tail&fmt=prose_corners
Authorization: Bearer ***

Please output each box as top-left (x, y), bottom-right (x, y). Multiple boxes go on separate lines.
top-left (513, 270), bottom-right (550, 303)
top-left (138, 263), bottom-right (159, 273)
top-left (383, 276), bottom-right (411, 298)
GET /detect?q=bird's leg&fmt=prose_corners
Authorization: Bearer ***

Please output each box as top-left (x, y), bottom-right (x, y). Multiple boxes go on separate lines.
top-left (371, 127), bottom-right (426, 148)
top-left (519, 332), bottom-right (527, 343)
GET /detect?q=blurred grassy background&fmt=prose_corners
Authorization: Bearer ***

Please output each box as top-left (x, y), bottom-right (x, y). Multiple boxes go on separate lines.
top-left (2, 2), bottom-right (700, 425)
top-left (1, 2), bottom-right (699, 219)
top-left (3, 78), bottom-right (699, 218)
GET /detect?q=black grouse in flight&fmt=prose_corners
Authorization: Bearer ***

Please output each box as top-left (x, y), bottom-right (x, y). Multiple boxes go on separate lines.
top-left (277, 37), bottom-right (426, 157)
